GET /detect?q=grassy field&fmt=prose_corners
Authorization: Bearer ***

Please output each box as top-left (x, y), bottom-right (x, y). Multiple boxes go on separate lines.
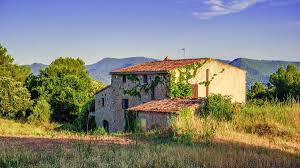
top-left (0, 101), bottom-right (299, 167)
top-left (0, 137), bottom-right (299, 168)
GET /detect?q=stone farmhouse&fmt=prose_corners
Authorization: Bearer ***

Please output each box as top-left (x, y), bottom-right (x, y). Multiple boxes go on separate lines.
top-left (93, 57), bottom-right (246, 132)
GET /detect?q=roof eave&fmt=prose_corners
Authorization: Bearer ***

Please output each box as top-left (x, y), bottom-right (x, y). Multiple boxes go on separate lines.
top-left (110, 71), bottom-right (169, 75)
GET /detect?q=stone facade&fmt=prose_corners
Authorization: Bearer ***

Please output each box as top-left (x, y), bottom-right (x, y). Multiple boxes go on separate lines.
top-left (138, 112), bottom-right (171, 130)
top-left (95, 73), bottom-right (170, 132)
top-left (95, 58), bottom-right (246, 132)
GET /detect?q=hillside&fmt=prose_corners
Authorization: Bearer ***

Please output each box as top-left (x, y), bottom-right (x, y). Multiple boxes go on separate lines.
top-left (86, 57), bottom-right (157, 84)
top-left (27, 57), bottom-right (300, 87)
top-left (230, 58), bottom-right (300, 88)
top-left (27, 63), bottom-right (47, 75)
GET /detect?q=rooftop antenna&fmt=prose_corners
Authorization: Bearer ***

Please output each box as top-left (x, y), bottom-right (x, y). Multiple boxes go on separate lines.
top-left (180, 48), bottom-right (186, 58)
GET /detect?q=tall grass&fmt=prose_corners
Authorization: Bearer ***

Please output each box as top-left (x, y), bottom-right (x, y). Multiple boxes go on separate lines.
top-left (0, 118), bottom-right (84, 137)
top-left (170, 100), bottom-right (300, 154)
top-left (233, 101), bottom-right (300, 137)
top-left (0, 140), bottom-right (299, 168)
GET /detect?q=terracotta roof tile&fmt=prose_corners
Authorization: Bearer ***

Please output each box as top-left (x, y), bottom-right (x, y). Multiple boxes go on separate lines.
top-left (127, 98), bottom-right (203, 113)
top-left (111, 58), bottom-right (210, 74)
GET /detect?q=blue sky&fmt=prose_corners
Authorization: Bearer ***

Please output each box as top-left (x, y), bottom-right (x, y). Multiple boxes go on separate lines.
top-left (0, 0), bottom-right (299, 65)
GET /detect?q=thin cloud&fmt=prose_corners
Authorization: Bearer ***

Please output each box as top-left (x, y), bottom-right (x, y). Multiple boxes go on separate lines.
top-left (193, 0), bottom-right (268, 19)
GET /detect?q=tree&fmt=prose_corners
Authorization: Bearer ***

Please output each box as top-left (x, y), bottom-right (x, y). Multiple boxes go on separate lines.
top-left (28, 97), bottom-right (52, 125)
top-left (0, 44), bottom-right (30, 83)
top-left (39, 57), bottom-right (92, 122)
top-left (269, 64), bottom-right (300, 100)
top-left (0, 77), bottom-right (32, 118)
top-left (25, 73), bottom-right (42, 100)
top-left (247, 81), bottom-right (267, 100)
top-left (88, 80), bottom-right (106, 97)
top-left (0, 44), bottom-right (32, 118)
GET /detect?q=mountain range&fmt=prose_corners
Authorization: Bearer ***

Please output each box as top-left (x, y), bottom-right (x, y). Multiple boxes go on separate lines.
top-left (27, 57), bottom-right (300, 89)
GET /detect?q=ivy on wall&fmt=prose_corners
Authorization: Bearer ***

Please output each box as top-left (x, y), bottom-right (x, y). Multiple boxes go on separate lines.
top-left (169, 61), bottom-right (207, 98)
top-left (199, 69), bottom-right (225, 87)
top-left (123, 75), bottom-right (165, 98)
top-left (123, 60), bottom-right (225, 99)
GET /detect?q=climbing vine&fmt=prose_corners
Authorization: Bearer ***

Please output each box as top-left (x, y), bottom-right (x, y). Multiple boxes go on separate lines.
top-left (169, 61), bottom-right (207, 98)
top-left (123, 60), bottom-right (225, 99)
top-left (199, 69), bottom-right (225, 87)
top-left (123, 75), bottom-right (165, 98)
top-left (169, 60), bottom-right (225, 98)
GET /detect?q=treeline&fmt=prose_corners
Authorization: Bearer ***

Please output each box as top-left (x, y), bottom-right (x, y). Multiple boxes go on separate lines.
top-left (0, 44), bottom-right (105, 130)
top-left (247, 64), bottom-right (300, 101)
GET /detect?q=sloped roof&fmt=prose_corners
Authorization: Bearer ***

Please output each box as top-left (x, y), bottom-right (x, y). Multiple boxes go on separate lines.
top-left (127, 98), bottom-right (203, 113)
top-left (111, 58), bottom-right (210, 74)
top-left (95, 85), bottom-right (111, 94)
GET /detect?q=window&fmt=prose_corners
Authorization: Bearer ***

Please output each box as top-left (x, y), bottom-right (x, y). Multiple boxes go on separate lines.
top-left (101, 98), bottom-right (105, 106)
top-left (143, 75), bottom-right (148, 84)
top-left (122, 75), bottom-right (126, 83)
top-left (122, 99), bottom-right (128, 109)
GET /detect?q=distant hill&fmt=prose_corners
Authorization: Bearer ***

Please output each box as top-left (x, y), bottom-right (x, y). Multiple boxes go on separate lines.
top-left (86, 57), bottom-right (157, 84)
top-left (229, 58), bottom-right (300, 88)
top-left (28, 57), bottom-right (300, 88)
top-left (27, 63), bottom-right (47, 75)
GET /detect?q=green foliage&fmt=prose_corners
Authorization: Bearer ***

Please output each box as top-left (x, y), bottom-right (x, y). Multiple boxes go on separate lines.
top-left (125, 111), bottom-right (138, 132)
top-left (25, 73), bottom-right (42, 100)
top-left (0, 77), bottom-right (32, 118)
top-left (39, 57), bottom-right (92, 122)
top-left (88, 80), bottom-right (106, 97)
top-left (234, 100), bottom-right (299, 137)
top-left (0, 44), bottom-right (30, 83)
top-left (169, 61), bottom-right (222, 98)
top-left (169, 71), bottom-right (193, 98)
top-left (201, 94), bottom-right (233, 121)
top-left (247, 81), bottom-right (268, 100)
top-left (124, 75), bottom-right (164, 97)
top-left (74, 97), bottom-right (96, 132)
top-left (89, 127), bottom-right (107, 135)
top-left (199, 69), bottom-right (225, 87)
top-left (0, 44), bottom-right (32, 118)
top-left (28, 97), bottom-right (52, 125)
top-left (269, 64), bottom-right (300, 100)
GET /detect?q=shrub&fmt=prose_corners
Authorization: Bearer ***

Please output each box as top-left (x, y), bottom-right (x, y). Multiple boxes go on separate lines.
top-left (89, 127), bottom-right (107, 135)
top-left (170, 108), bottom-right (217, 143)
top-left (233, 100), bottom-right (299, 137)
top-left (201, 94), bottom-right (233, 121)
top-left (28, 97), bottom-right (51, 125)
top-left (74, 97), bottom-right (96, 132)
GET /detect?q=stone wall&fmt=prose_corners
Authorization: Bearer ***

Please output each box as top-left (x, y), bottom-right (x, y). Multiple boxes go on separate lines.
top-left (95, 87), bottom-right (114, 132)
top-left (138, 112), bottom-right (171, 130)
top-left (110, 73), bottom-right (170, 131)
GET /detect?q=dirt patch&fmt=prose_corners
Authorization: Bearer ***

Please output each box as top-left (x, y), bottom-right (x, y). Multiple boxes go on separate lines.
top-left (0, 135), bottom-right (133, 151)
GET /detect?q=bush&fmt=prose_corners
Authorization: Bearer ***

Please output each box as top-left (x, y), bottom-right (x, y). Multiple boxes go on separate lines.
top-left (89, 127), bottom-right (107, 135)
top-left (201, 94), bottom-right (233, 121)
top-left (170, 108), bottom-right (217, 143)
top-left (28, 97), bottom-right (51, 125)
top-left (74, 97), bottom-right (96, 132)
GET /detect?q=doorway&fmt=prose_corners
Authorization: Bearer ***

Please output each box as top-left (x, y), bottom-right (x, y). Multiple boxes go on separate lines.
top-left (103, 120), bottom-right (109, 132)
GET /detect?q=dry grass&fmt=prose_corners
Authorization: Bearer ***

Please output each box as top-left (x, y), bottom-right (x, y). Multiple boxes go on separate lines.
top-left (0, 102), bottom-right (299, 167)
top-left (171, 102), bottom-right (300, 154)
top-left (0, 137), bottom-right (299, 168)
